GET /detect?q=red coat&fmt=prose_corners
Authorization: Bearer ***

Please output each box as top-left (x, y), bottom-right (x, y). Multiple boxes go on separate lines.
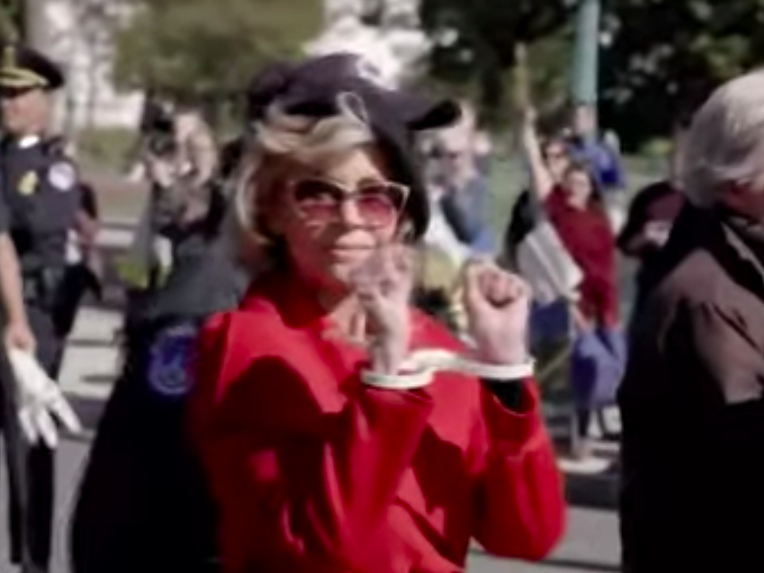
top-left (189, 272), bottom-right (565, 573)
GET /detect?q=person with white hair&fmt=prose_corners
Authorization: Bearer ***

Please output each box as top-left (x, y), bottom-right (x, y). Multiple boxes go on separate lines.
top-left (619, 69), bottom-right (764, 573)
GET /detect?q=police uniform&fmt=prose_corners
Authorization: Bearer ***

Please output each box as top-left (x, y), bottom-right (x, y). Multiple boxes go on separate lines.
top-left (0, 45), bottom-right (81, 573)
top-left (70, 141), bottom-right (248, 573)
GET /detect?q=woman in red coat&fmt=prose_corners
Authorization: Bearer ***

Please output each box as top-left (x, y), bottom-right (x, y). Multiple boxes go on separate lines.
top-left (189, 54), bottom-right (565, 573)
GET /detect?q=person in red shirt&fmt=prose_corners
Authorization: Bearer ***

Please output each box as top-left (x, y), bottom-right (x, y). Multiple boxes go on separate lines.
top-left (520, 107), bottom-right (625, 461)
top-left (188, 54), bottom-right (565, 573)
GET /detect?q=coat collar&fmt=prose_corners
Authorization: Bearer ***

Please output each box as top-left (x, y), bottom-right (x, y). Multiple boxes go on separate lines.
top-left (669, 204), bottom-right (764, 302)
top-left (241, 270), bottom-right (328, 330)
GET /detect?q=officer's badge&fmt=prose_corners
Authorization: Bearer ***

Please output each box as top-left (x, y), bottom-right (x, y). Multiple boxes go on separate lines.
top-left (47, 161), bottom-right (76, 191)
top-left (147, 323), bottom-right (198, 398)
top-left (17, 171), bottom-right (38, 196)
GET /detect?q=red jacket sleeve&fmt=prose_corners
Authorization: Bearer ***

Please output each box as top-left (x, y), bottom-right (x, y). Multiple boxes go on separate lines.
top-left (473, 380), bottom-right (566, 560)
top-left (189, 313), bottom-right (434, 572)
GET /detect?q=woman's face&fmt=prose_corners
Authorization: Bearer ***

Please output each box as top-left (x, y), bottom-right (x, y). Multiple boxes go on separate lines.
top-left (272, 146), bottom-right (407, 295)
top-left (543, 142), bottom-right (570, 182)
top-left (563, 168), bottom-right (594, 207)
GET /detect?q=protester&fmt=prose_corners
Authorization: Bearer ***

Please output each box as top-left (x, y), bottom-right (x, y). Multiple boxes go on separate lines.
top-left (429, 105), bottom-right (495, 256)
top-left (619, 69), bottom-right (764, 572)
top-left (189, 53), bottom-right (565, 573)
top-left (419, 138), bottom-right (472, 268)
top-left (618, 120), bottom-right (687, 319)
top-left (503, 134), bottom-right (571, 266)
top-left (521, 106), bottom-right (625, 461)
top-left (569, 104), bottom-right (626, 194)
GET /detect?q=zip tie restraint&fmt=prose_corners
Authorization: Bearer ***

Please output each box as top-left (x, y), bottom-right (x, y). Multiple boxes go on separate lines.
top-left (362, 349), bottom-right (535, 390)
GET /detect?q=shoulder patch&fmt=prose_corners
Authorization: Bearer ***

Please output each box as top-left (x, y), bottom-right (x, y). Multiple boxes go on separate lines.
top-left (147, 323), bottom-right (199, 398)
top-left (47, 161), bottom-right (76, 191)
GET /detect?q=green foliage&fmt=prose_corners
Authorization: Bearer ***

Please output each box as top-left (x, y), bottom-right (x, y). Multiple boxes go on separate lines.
top-left (0, 0), bottom-right (23, 42)
top-left (421, 0), bottom-right (764, 147)
top-left (600, 0), bottom-right (764, 150)
top-left (419, 0), bottom-right (572, 122)
top-left (113, 0), bottom-right (322, 107)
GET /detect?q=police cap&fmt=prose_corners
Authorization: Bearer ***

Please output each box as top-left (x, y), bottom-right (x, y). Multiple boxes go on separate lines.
top-left (0, 44), bottom-right (64, 93)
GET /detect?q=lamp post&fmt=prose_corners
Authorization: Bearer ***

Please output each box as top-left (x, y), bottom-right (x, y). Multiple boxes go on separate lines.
top-left (570, 0), bottom-right (601, 141)
top-left (571, 0), bottom-right (600, 105)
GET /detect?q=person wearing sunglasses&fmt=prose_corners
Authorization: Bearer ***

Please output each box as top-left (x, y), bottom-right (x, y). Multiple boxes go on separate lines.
top-left (189, 53), bottom-right (564, 573)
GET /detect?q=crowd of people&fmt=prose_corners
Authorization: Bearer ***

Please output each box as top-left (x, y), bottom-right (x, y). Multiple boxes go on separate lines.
top-left (0, 35), bottom-right (762, 573)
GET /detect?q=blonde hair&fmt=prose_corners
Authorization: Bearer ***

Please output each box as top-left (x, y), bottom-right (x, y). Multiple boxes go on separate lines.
top-left (682, 69), bottom-right (764, 206)
top-left (227, 96), bottom-right (375, 266)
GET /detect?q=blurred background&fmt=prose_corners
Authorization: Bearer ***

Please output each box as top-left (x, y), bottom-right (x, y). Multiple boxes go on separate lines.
top-left (5, 0), bottom-right (753, 224)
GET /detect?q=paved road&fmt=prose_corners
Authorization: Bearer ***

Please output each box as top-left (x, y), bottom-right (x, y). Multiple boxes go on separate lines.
top-left (0, 220), bottom-right (622, 572)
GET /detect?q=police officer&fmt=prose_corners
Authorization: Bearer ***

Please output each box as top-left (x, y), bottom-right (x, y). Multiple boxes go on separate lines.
top-left (0, 44), bottom-right (83, 573)
top-left (70, 111), bottom-right (247, 573)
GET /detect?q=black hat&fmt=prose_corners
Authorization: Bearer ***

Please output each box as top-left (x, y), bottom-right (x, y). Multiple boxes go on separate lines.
top-left (246, 53), bottom-right (461, 239)
top-left (0, 44), bottom-right (64, 92)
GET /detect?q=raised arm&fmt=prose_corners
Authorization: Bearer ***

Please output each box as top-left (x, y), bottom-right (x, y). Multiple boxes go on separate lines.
top-left (519, 108), bottom-right (556, 202)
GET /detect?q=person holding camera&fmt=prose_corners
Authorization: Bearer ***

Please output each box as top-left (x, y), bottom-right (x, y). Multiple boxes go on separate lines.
top-left (128, 98), bottom-right (218, 290)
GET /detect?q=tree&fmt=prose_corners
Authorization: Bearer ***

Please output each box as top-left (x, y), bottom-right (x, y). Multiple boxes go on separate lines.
top-left (421, 0), bottom-right (764, 148)
top-left (113, 0), bottom-right (322, 124)
top-left (419, 0), bottom-right (572, 123)
top-left (0, 0), bottom-right (23, 42)
top-left (600, 0), bottom-right (764, 150)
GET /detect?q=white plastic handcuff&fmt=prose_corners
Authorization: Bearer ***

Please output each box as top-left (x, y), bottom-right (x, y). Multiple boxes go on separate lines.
top-left (362, 349), bottom-right (535, 390)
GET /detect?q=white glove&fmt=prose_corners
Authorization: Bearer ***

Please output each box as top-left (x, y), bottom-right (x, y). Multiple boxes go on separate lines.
top-left (7, 348), bottom-right (82, 448)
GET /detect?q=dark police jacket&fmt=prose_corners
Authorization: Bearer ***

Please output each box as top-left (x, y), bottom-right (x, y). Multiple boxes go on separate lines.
top-left (0, 135), bottom-right (81, 275)
top-left (0, 135), bottom-right (82, 374)
top-left (70, 232), bottom-right (248, 573)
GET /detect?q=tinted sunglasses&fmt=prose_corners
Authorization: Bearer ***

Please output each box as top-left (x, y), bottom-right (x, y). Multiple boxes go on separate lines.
top-left (289, 177), bottom-right (409, 229)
